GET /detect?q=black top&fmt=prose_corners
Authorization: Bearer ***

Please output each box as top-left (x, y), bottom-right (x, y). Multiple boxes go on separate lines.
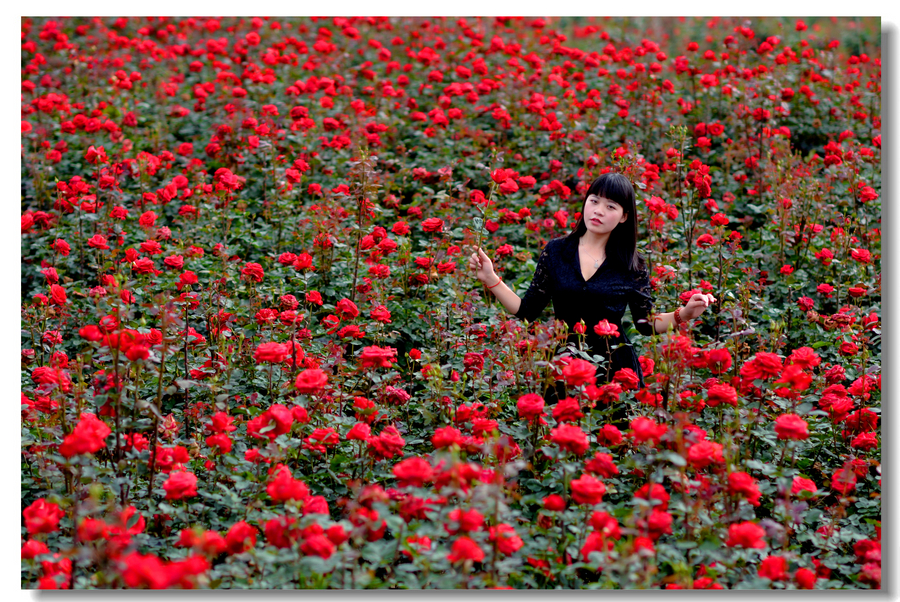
top-left (514, 235), bottom-right (655, 387)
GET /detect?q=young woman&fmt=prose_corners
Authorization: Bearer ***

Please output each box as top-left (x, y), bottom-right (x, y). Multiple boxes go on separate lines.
top-left (468, 173), bottom-right (715, 415)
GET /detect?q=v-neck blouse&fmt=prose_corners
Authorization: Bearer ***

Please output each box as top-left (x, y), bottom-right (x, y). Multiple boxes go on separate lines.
top-left (514, 235), bottom-right (655, 385)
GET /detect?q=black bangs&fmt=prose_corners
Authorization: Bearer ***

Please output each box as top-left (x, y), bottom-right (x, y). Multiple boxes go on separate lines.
top-left (585, 172), bottom-right (635, 211)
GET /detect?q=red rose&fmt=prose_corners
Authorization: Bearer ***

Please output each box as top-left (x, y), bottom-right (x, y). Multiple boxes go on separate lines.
top-left (562, 358), bottom-right (596, 387)
top-left (726, 521), bottom-right (766, 548)
top-left (570, 474), bottom-right (606, 505)
top-left (447, 536), bottom-right (484, 563)
top-left (706, 383), bottom-right (738, 407)
top-left (728, 471), bottom-right (761, 506)
top-left (795, 568), bottom-right (817, 589)
top-left (23, 499), bottom-right (65, 535)
top-left (421, 217), bottom-right (444, 233)
top-left (489, 524), bottom-right (524, 555)
top-left (774, 413), bottom-right (809, 440)
top-left (552, 397), bottom-right (584, 423)
top-left (431, 425), bottom-right (464, 449)
top-left (705, 348), bottom-right (732, 374)
top-left (596, 424), bottom-right (623, 447)
top-left (294, 368), bottom-right (328, 394)
top-left (392, 456), bottom-right (434, 488)
top-left (758, 555), bottom-right (789, 581)
top-left (59, 413), bottom-right (111, 458)
top-left (687, 440), bottom-right (724, 468)
top-left (254, 342), bottom-right (289, 364)
top-left (851, 432), bottom-right (878, 450)
top-left (791, 476), bottom-right (817, 497)
top-left (585, 452), bottom-right (619, 478)
top-left (831, 464), bottom-right (857, 494)
top-left (224, 521), bottom-right (257, 554)
top-left (630, 416), bottom-right (667, 445)
top-left (359, 345), bottom-right (396, 368)
top-left (787, 346), bottom-right (821, 370)
top-left (850, 248), bottom-right (872, 264)
top-left (516, 393), bottom-right (545, 422)
top-left (839, 341), bottom-right (859, 356)
top-left (240, 262), bottom-right (264, 283)
top-left (593, 319), bottom-right (619, 337)
top-left (550, 423), bottom-right (589, 456)
top-left (264, 516), bottom-right (301, 549)
top-left (612, 368), bottom-right (639, 391)
top-left (266, 464), bottom-right (310, 502)
top-left (499, 178), bottom-right (519, 194)
top-left (335, 297), bottom-right (359, 320)
top-left (49, 284), bottom-right (67, 306)
top-left (301, 534), bottom-right (335, 559)
top-left (163, 470), bottom-right (198, 500)
top-left (739, 351), bottom-right (783, 380)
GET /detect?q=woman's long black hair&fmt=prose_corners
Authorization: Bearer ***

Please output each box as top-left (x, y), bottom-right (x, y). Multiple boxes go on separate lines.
top-left (566, 172), bottom-right (645, 273)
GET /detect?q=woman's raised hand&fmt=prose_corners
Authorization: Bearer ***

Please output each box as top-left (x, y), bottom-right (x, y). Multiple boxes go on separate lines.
top-left (682, 293), bottom-right (717, 320)
top-left (467, 247), bottom-right (498, 285)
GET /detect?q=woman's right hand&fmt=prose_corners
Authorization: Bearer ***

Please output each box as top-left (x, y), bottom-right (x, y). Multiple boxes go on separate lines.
top-left (467, 247), bottom-right (498, 286)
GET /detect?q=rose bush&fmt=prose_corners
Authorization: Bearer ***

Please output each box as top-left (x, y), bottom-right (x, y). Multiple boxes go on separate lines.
top-left (21, 16), bottom-right (880, 589)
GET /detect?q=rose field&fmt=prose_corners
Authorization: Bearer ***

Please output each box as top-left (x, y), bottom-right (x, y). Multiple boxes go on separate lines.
top-left (19, 16), bottom-right (882, 589)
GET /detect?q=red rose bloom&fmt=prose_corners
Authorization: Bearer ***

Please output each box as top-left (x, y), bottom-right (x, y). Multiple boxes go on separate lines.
top-left (597, 424), bottom-right (623, 447)
top-left (687, 440), bottom-right (724, 469)
top-left (562, 358), bottom-right (596, 387)
top-left (791, 476), bottom-right (818, 497)
top-left (266, 464), bottom-right (310, 502)
top-left (254, 342), bottom-right (289, 364)
top-left (831, 465), bottom-right (857, 494)
top-left (550, 423), bottom-right (589, 456)
top-left (359, 345), bottom-right (397, 368)
top-left (163, 470), bottom-right (198, 500)
top-left (706, 383), bottom-right (738, 407)
top-left (630, 416), bottom-right (667, 445)
top-left (593, 319), bottom-right (619, 337)
top-left (795, 568), bottom-right (817, 589)
top-left (240, 262), bottom-right (264, 283)
top-left (392, 456), bottom-right (434, 488)
top-left (516, 393), bottom-right (546, 422)
top-left (726, 521), bottom-right (766, 548)
top-left (23, 499), bottom-right (65, 535)
top-left (585, 452), bottom-right (619, 478)
top-left (224, 521), bottom-right (257, 554)
top-left (728, 471), bottom-right (762, 506)
top-left (740, 351), bottom-right (783, 380)
top-left (774, 414), bottom-right (809, 440)
top-left (705, 348), bottom-right (732, 374)
top-left (447, 536), bottom-right (484, 563)
top-left (758, 555), bottom-right (789, 581)
top-left (421, 217), bottom-right (444, 233)
top-left (570, 473), bottom-right (606, 505)
top-left (294, 368), bottom-right (328, 394)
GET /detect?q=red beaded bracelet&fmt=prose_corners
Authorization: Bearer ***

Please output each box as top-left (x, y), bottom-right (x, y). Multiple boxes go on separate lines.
top-left (674, 307), bottom-right (685, 326)
top-left (486, 278), bottom-right (503, 289)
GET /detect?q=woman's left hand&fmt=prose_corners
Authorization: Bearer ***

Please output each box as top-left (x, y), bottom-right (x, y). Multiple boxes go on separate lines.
top-left (682, 293), bottom-right (717, 320)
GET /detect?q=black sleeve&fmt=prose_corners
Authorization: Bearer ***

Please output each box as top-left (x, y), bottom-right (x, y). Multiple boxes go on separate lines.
top-left (514, 240), bottom-right (555, 323)
top-left (629, 267), bottom-right (655, 336)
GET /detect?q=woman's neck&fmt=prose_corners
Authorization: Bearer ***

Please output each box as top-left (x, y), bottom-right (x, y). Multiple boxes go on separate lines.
top-left (579, 230), bottom-right (611, 253)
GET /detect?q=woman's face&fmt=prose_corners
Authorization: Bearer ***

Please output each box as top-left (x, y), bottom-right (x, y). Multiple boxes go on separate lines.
top-left (583, 195), bottom-right (628, 235)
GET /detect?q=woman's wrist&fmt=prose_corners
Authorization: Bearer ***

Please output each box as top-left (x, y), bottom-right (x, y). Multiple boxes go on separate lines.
top-left (484, 275), bottom-right (502, 289)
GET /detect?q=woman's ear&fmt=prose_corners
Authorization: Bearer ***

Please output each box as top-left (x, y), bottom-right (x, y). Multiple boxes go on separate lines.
top-left (619, 212), bottom-right (629, 224)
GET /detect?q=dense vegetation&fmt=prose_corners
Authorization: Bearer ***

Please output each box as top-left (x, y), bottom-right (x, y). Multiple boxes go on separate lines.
top-left (21, 16), bottom-right (880, 589)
